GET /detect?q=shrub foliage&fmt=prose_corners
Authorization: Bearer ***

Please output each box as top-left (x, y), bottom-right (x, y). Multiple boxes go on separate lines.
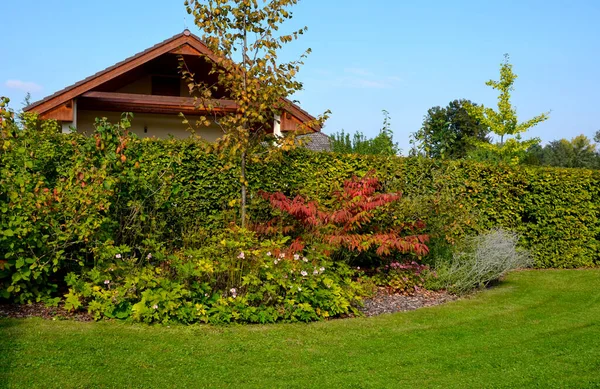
top-left (1, 101), bottom-right (599, 320)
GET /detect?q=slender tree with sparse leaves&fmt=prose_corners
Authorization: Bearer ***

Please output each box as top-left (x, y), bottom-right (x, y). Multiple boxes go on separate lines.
top-left (466, 54), bottom-right (549, 164)
top-left (183, 0), bottom-right (328, 227)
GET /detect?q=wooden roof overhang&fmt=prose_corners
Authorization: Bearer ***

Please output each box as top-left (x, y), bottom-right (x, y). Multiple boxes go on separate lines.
top-left (78, 91), bottom-right (238, 115)
top-left (24, 30), bottom-right (321, 132)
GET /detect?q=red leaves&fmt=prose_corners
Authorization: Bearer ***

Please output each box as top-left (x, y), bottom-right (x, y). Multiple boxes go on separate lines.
top-left (258, 172), bottom-right (430, 258)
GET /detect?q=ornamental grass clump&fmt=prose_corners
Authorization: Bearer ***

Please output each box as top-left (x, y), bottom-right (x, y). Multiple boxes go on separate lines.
top-left (439, 228), bottom-right (532, 294)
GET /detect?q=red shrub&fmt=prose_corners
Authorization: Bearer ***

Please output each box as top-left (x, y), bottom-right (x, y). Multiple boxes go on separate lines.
top-left (257, 172), bottom-right (429, 258)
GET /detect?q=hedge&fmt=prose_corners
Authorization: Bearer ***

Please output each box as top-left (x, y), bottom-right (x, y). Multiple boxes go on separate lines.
top-left (132, 140), bottom-right (600, 268)
top-left (2, 134), bottom-right (599, 270)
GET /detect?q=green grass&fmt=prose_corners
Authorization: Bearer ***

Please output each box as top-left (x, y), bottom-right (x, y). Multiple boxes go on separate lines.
top-left (1, 270), bottom-right (600, 389)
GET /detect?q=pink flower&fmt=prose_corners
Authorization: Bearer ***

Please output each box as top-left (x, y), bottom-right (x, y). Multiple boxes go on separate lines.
top-left (147, 253), bottom-right (152, 260)
top-left (266, 251), bottom-right (272, 257)
top-left (279, 253), bottom-right (285, 259)
top-left (301, 270), bottom-right (308, 277)
top-left (237, 252), bottom-right (245, 259)
top-left (230, 288), bottom-right (237, 297)
top-left (294, 254), bottom-right (300, 261)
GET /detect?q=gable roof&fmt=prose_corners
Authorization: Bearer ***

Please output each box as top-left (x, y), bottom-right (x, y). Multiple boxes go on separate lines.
top-left (297, 132), bottom-right (332, 152)
top-left (25, 30), bottom-right (319, 130)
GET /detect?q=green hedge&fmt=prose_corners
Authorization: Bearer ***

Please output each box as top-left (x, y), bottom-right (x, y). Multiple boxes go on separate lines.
top-left (3, 133), bottom-right (599, 270)
top-left (130, 141), bottom-right (600, 268)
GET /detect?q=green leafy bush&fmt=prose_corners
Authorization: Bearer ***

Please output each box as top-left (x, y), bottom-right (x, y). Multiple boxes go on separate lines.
top-left (64, 228), bottom-right (364, 324)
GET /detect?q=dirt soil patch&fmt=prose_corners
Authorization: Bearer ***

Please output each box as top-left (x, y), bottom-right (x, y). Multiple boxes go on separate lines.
top-left (0, 303), bottom-right (93, 321)
top-left (359, 288), bottom-right (458, 317)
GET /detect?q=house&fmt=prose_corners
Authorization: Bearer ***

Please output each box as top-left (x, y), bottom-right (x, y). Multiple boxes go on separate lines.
top-left (24, 30), bottom-right (320, 140)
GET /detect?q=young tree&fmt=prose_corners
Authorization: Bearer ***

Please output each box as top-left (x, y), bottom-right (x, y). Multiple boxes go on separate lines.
top-left (411, 99), bottom-right (490, 159)
top-left (330, 110), bottom-right (400, 156)
top-left (466, 54), bottom-right (550, 164)
top-left (183, 0), bottom-right (328, 227)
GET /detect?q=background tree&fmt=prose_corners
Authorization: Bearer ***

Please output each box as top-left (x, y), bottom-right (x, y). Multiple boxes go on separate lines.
top-left (184, 0), bottom-right (328, 227)
top-left (331, 110), bottom-right (400, 156)
top-left (594, 130), bottom-right (600, 144)
top-left (466, 54), bottom-right (550, 164)
top-left (525, 135), bottom-right (599, 169)
top-left (411, 99), bottom-right (490, 159)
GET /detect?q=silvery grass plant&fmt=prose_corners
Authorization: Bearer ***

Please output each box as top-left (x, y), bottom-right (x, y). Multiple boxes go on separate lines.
top-left (436, 228), bottom-right (533, 294)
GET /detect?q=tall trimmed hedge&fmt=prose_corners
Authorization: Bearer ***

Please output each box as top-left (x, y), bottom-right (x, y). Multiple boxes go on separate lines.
top-left (133, 140), bottom-right (599, 268)
top-left (2, 133), bottom-right (598, 270)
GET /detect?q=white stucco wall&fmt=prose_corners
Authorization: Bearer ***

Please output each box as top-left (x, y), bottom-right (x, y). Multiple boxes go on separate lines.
top-left (76, 110), bottom-right (224, 141)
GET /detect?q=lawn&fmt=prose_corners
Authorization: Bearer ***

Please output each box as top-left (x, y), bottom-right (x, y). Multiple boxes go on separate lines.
top-left (1, 269), bottom-right (599, 389)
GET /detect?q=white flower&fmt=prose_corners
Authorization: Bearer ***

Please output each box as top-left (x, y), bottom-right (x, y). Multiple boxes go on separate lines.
top-left (298, 287), bottom-right (302, 292)
top-left (204, 293), bottom-right (209, 297)
top-left (237, 252), bottom-right (245, 259)
top-left (266, 251), bottom-right (272, 257)
top-left (279, 253), bottom-right (285, 259)
top-left (147, 253), bottom-right (152, 260)
top-left (293, 254), bottom-right (300, 261)
top-left (301, 270), bottom-right (308, 277)
top-left (313, 270), bottom-right (319, 275)
top-left (357, 266), bottom-right (361, 270)
top-left (104, 280), bottom-right (110, 285)
top-left (152, 304), bottom-right (158, 310)
top-left (115, 254), bottom-right (122, 259)
top-left (319, 267), bottom-right (325, 273)
top-left (302, 257), bottom-right (309, 263)
top-left (230, 288), bottom-right (237, 298)
top-left (274, 259), bottom-right (279, 265)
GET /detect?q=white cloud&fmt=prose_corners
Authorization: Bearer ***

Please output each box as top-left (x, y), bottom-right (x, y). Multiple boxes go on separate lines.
top-left (5, 79), bottom-right (43, 93)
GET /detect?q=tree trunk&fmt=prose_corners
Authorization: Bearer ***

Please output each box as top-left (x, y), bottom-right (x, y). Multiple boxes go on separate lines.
top-left (240, 149), bottom-right (247, 228)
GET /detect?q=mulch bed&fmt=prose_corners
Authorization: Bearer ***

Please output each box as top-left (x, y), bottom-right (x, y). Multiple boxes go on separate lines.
top-left (0, 303), bottom-right (93, 321)
top-left (359, 288), bottom-right (458, 317)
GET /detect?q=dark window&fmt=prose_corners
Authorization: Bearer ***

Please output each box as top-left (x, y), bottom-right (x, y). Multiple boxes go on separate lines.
top-left (151, 76), bottom-right (180, 96)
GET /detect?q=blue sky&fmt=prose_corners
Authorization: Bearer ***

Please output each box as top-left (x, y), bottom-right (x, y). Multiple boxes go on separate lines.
top-left (2, 0), bottom-right (599, 153)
